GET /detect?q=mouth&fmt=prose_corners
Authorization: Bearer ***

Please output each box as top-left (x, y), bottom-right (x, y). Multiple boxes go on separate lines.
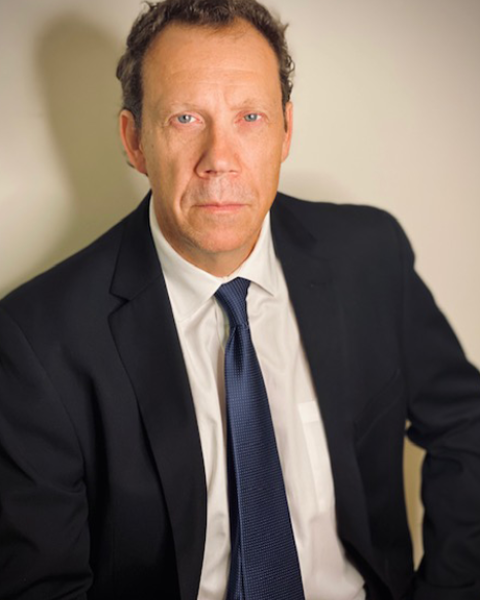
top-left (195, 202), bottom-right (247, 213)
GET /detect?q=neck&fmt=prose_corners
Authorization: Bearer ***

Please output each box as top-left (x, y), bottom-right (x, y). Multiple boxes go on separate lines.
top-left (177, 245), bottom-right (255, 277)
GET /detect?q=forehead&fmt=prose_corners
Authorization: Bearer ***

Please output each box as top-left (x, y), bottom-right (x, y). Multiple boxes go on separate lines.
top-left (141, 20), bottom-right (282, 104)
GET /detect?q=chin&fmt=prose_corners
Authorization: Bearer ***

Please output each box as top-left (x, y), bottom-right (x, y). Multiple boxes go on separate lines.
top-left (196, 231), bottom-right (255, 256)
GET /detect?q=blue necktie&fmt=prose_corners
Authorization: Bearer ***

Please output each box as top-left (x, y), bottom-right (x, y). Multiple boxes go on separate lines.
top-left (215, 277), bottom-right (305, 600)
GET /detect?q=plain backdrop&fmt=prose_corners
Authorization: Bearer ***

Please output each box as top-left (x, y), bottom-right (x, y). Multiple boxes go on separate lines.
top-left (1, 0), bottom-right (480, 565)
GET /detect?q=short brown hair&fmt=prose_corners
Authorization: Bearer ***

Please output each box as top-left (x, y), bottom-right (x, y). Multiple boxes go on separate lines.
top-left (116, 0), bottom-right (294, 129)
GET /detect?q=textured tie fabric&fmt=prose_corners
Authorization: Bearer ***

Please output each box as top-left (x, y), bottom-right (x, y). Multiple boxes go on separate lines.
top-left (215, 277), bottom-right (305, 600)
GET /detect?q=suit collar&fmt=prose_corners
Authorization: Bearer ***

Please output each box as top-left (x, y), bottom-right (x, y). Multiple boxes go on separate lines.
top-left (110, 192), bottom-right (161, 301)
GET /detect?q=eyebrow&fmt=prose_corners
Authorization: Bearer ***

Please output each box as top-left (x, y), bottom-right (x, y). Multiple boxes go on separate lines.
top-left (154, 97), bottom-right (276, 116)
top-left (230, 98), bottom-right (275, 110)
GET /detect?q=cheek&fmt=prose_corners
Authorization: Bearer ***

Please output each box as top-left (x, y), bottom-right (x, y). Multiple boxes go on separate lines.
top-left (244, 141), bottom-right (283, 187)
top-left (151, 146), bottom-right (196, 193)
top-left (244, 128), bottom-right (285, 164)
top-left (143, 127), bottom-right (194, 172)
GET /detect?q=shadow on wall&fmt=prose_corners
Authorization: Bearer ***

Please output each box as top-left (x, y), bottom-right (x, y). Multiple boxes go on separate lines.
top-left (280, 169), bottom-right (357, 204)
top-left (28, 14), bottom-right (143, 284)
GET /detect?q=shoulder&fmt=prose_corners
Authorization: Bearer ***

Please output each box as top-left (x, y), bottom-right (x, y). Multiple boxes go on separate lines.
top-left (0, 200), bottom-right (145, 339)
top-left (275, 191), bottom-right (397, 229)
top-left (273, 191), bottom-right (406, 259)
top-left (2, 222), bottom-right (120, 310)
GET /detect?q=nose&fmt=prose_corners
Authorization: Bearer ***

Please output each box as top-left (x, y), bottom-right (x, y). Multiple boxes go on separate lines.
top-left (195, 121), bottom-right (241, 178)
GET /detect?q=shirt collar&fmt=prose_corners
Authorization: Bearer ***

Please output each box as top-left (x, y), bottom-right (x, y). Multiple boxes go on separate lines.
top-left (148, 197), bottom-right (278, 323)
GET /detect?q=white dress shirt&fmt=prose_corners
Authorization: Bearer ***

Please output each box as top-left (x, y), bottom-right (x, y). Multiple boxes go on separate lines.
top-left (149, 200), bottom-right (365, 600)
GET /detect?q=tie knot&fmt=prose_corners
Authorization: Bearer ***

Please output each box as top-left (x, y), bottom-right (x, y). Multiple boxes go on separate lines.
top-left (215, 277), bottom-right (250, 328)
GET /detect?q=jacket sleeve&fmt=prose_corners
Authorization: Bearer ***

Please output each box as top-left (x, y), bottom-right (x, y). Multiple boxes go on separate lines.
top-left (0, 305), bottom-right (92, 600)
top-left (392, 219), bottom-right (480, 599)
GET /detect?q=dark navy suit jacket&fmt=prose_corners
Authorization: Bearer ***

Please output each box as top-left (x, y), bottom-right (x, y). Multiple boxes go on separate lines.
top-left (1, 192), bottom-right (480, 599)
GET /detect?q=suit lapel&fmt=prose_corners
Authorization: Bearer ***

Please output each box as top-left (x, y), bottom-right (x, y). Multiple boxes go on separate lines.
top-left (109, 196), bottom-right (206, 600)
top-left (271, 196), bottom-right (386, 584)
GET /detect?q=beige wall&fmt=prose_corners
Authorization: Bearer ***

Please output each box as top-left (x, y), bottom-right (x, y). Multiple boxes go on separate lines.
top-left (1, 0), bottom-right (480, 565)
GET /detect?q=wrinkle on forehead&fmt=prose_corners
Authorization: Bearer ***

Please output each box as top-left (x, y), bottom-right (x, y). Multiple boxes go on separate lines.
top-left (142, 19), bottom-right (281, 90)
top-left (151, 78), bottom-right (281, 123)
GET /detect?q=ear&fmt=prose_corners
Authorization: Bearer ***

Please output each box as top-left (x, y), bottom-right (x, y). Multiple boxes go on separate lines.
top-left (281, 101), bottom-right (293, 162)
top-left (119, 110), bottom-right (148, 175)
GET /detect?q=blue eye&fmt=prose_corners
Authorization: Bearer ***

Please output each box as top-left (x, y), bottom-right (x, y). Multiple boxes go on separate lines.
top-left (244, 113), bottom-right (260, 122)
top-left (177, 114), bottom-right (195, 124)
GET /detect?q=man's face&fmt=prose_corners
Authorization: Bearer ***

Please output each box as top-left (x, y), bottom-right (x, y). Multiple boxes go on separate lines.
top-left (121, 20), bottom-right (293, 275)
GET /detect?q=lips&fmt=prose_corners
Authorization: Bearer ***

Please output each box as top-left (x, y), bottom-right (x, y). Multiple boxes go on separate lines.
top-left (194, 198), bottom-right (247, 207)
top-left (197, 203), bottom-right (246, 211)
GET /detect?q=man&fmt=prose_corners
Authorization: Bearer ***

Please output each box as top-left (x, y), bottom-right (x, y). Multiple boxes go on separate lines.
top-left (1, 0), bottom-right (479, 598)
